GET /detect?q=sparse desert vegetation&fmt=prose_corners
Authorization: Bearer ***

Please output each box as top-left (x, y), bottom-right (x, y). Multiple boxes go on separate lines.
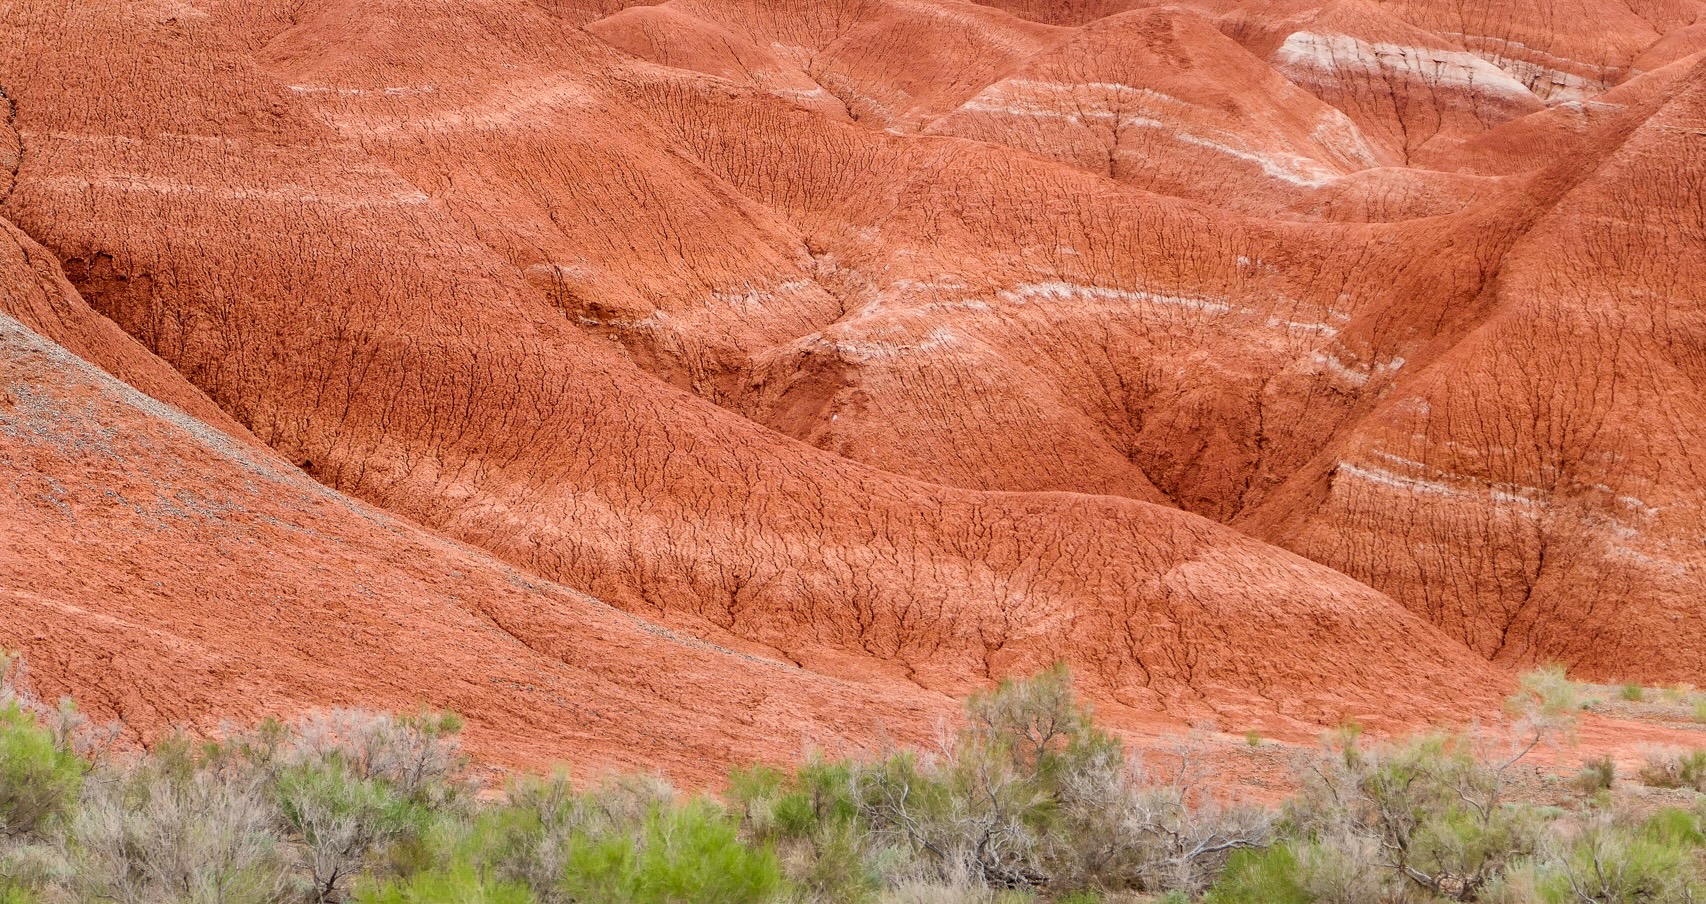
top-left (1554, 673), bottom-right (1706, 726)
top-left (6, 656), bottom-right (1706, 904)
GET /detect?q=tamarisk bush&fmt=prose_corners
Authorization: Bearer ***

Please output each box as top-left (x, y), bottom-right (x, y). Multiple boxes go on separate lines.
top-left (741, 666), bottom-right (1270, 899)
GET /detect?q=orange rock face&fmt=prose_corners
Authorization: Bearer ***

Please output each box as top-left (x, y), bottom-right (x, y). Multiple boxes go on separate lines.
top-left (1, 0), bottom-right (1701, 773)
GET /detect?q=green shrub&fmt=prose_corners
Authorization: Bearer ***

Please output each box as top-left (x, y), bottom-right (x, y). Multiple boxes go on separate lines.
top-left (357, 863), bottom-right (533, 904)
top-left (1288, 731), bottom-right (1546, 901)
top-left (791, 759), bottom-right (861, 838)
top-left (729, 758), bottom-right (861, 846)
top-left (727, 766), bottom-right (787, 833)
top-left (1638, 808), bottom-right (1703, 847)
top-left (1620, 684), bottom-right (1645, 703)
top-left (1297, 833), bottom-right (1386, 904)
top-left (1571, 756), bottom-right (1615, 794)
top-left (276, 759), bottom-right (429, 902)
top-left (728, 758), bottom-right (876, 900)
top-left (1636, 749), bottom-right (1706, 790)
top-left (1508, 665), bottom-right (1582, 723)
top-left (1538, 814), bottom-right (1704, 904)
top-left (854, 667), bottom-right (1266, 897)
top-left (0, 702), bottom-right (84, 841)
top-left (290, 709), bottom-right (468, 807)
top-left (1202, 845), bottom-right (1308, 904)
top-left (459, 770), bottom-right (583, 900)
top-left (0, 886), bottom-right (39, 904)
top-left (963, 664), bottom-right (1091, 779)
top-left (560, 799), bottom-right (784, 904)
top-left (791, 820), bottom-right (878, 902)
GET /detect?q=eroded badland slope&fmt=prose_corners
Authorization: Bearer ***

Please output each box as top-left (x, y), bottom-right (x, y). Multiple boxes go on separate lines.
top-left (2, 0), bottom-right (1703, 774)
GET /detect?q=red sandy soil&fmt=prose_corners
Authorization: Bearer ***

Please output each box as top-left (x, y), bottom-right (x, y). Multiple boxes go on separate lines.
top-left (1, 0), bottom-right (1703, 778)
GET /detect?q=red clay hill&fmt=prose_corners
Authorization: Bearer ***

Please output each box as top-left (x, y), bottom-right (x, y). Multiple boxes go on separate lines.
top-left (1, 0), bottom-right (1702, 774)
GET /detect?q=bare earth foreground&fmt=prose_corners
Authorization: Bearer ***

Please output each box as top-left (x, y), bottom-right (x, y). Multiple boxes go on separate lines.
top-left (1, 0), bottom-right (1704, 783)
